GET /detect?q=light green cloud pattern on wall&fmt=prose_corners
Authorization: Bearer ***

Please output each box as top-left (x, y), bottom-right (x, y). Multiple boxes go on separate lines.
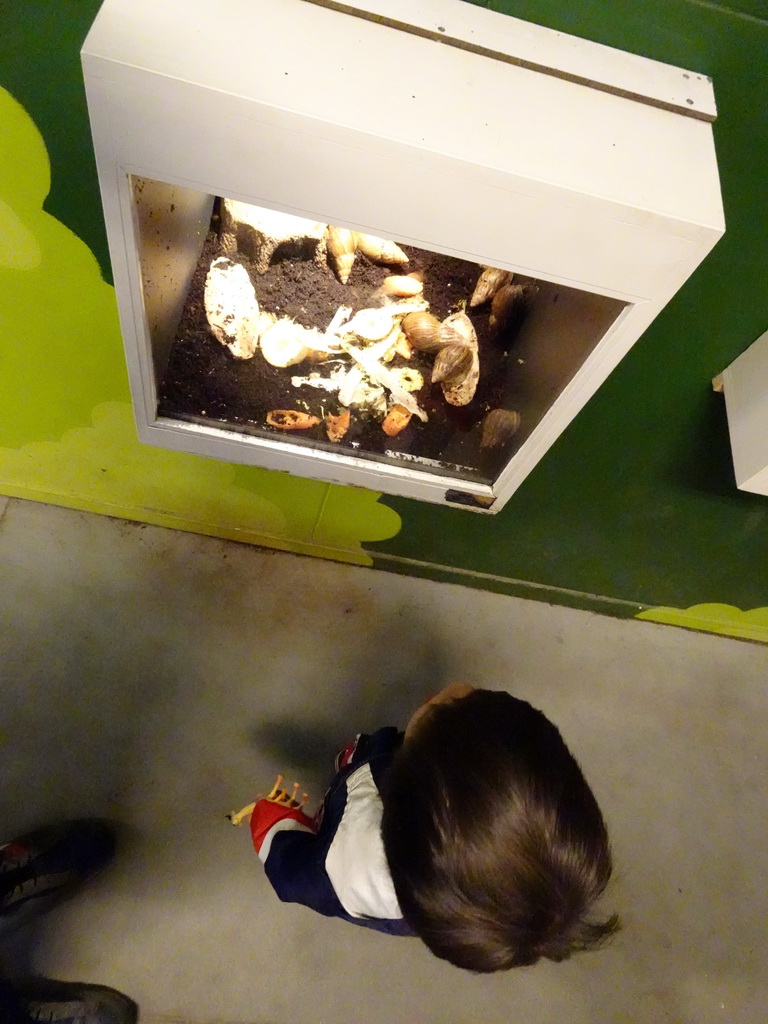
top-left (637, 604), bottom-right (768, 643)
top-left (0, 90), bottom-right (128, 442)
top-left (0, 87), bottom-right (401, 563)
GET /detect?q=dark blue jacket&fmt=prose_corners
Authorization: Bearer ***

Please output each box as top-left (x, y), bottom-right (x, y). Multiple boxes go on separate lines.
top-left (255, 727), bottom-right (412, 935)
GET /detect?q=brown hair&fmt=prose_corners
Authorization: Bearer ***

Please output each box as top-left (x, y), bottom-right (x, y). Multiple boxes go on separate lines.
top-left (381, 690), bottom-right (619, 972)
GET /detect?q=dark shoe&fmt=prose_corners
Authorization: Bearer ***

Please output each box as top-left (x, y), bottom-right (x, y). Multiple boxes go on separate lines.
top-left (10, 980), bottom-right (137, 1024)
top-left (0, 821), bottom-right (115, 919)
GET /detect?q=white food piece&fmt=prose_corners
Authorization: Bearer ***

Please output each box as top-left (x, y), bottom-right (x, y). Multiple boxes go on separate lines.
top-left (341, 340), bottom-right (428, 422)
top-left (204, 257), bottom-right (267, 360)
top-left (387, 299), bottom-right (429, 315)
top-left (261, 318), bottom-right (326, 368)
top-left (220, 199), bottom-right (327, 274)
top-left (366, 332), bottom-right (401, 362)
top-left (332, 366), bottom-right (384, 413)
top-left (350, 380), bottom-right (387, 415)
top-left (290, 372), bottom-right (343, 392)
top-left (326, 306), bottom-right (353, 332)
top-left (389, 367), bottom-right (424, 392)
top-left (343, 307), bottom-right (398, 342)
top-left (340, 300), bottom-right (428, 343)
top-left (321, 305), bottom-right (352, 352)
top-left (292, 364), bottom-right (386, 415)
top-left (338, 365), bottom-right (366, 407)
top-left (286, 303), bottom-right (428, 420)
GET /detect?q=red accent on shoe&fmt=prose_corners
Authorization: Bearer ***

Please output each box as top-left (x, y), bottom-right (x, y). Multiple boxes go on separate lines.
top-left (334, 737), bottom-right (360, 771)
top-left (0, 842), bottom-right (28, 860)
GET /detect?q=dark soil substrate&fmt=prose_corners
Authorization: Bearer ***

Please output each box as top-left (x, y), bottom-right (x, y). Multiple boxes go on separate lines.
top-left (158, 212), bottom-right (528, 480)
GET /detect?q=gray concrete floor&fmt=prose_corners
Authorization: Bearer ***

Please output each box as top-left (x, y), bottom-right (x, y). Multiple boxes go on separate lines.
top-left (0, 496), bottom-right (766, 1024)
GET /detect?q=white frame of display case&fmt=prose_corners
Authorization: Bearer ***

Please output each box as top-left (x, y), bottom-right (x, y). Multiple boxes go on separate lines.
top-left (81, 0), bottom-right (724, 512)
top-left (718, 328), bottom-right (768, 497)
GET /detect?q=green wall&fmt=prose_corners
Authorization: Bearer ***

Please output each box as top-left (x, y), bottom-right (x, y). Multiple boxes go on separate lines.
top-left (1, 1), bottom-right (767, 640)
top-left (371, 0), bottom-right (768, 639)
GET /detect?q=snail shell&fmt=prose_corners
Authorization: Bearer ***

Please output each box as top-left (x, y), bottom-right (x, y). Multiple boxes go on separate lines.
top-left (431, 344), bottom-right (474, 385)
top-left (356, 233), bottom-right (409, 266)
top-left (326, 226), bottom-right (358, 284)
top-left (401, 311), bottom-right (441, 353)
top-left (438, 324), bottom-right (467, 348)
top-left (470, 267), bottom-right (513, 307)
top-left (381, 274), bottom-right (423, 297)
top-left (266, 410), bottom-right (321, 430)
top-left (439, 310), bottom-right (476, 347)
top-left (438, 311), bottom-right (479, 407)
top-left (480, 409), bottom-right (521, 448)
top-left (490, 283), bottom-right (528, 330)
top-left (382, 404), bottom-right (413, 437)
top-left (325, 408), bottom-right (351, 442)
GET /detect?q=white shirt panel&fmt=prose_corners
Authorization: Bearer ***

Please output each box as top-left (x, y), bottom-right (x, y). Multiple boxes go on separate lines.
top-left (324, 762), bottom-right (402, 920)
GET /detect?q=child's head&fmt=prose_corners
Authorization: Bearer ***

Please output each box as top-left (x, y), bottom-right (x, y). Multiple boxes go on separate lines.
top-left (381, 686), bottom-right (619, 972)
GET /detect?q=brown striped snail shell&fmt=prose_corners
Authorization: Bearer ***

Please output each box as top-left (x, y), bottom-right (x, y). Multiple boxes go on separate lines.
top-left (480, 409), bottom-right (521, 448)
top-left (437, 324), bottom-right (465, 348)
top-left (470, 267), bottom-right (513, 307)
top-left (431, 344), bottom-right (474, 385)
top-left (439, 310), bottom-right (477, 348)
top-left (490, 283), bottom-right (528, 329)
top-left (439, 312), bottom-right (479, 406)
top-left (355, 233), bottom-right (409, 266)
top-left (380, 274), bottom-right (423, 297)
top-left (326, 225), bottom-right (357, 284)
top-left (401, 311), bottom-right (442, 353)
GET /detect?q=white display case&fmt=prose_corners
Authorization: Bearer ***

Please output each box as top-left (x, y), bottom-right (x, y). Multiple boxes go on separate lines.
top-left (81, 0), bottom-right (725, 512)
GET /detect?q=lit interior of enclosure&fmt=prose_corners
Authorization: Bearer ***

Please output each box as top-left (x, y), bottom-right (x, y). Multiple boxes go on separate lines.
top-left (136, 176), bottom-right (628, 485)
